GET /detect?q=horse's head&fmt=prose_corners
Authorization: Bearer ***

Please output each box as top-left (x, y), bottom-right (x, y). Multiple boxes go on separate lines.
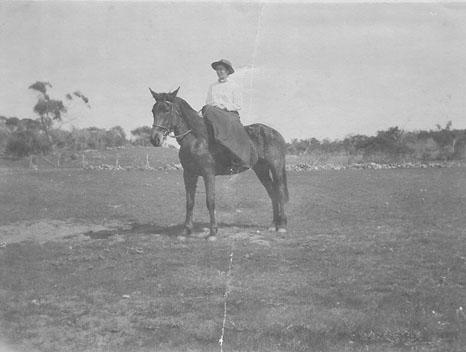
top-left (149, 87), bottom-right (180, 147)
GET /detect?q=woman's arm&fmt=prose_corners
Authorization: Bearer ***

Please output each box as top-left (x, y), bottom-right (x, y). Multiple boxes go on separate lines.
top-left (206, 84), bottom-right (213, 105)
top-left (231, 83), bottom-right (243, 111)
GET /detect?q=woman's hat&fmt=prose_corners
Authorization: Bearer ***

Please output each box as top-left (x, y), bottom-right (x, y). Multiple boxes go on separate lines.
top-left (211, 59), bottom-right (234, 74)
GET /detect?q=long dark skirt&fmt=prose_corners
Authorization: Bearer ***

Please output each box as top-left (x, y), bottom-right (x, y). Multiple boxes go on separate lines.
top-left (202, 105), bottom-right (258, 168)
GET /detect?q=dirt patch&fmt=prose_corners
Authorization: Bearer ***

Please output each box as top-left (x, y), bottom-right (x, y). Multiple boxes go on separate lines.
top-left (0, 219), bottom-right (131, 245)
top-left (0, 218), bottom-right (277, 248)
top-left (227, 229), bottom-right (273, 247)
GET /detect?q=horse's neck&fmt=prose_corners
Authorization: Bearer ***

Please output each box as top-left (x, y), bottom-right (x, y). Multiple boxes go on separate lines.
top-left (173, 111), bottom-right (190, 135)
top-left (175, 99), bottom-right (208, 141)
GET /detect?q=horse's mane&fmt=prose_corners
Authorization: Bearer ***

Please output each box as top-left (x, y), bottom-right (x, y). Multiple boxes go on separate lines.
top-left (173, 97), bottom-right (209, 139)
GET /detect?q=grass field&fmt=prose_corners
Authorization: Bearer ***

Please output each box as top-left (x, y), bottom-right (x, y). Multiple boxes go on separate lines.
top-left (1, 155), bottom-right (466, 351)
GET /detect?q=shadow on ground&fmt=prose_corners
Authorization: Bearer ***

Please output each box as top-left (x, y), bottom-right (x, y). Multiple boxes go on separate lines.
top-left (83, 221), bottom-right (260, 240)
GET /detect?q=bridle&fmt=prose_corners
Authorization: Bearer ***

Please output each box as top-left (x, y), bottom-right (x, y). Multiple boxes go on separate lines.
top-left (152, 123), bottom-right (171, 137)
top-left (152, 101), bottom-right (192, 140)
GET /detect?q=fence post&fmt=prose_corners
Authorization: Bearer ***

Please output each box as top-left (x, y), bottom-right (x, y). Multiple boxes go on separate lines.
top-left (145, 153), bottom-right (150, 169)
top-left (82, 153), bottom-right (85, 169)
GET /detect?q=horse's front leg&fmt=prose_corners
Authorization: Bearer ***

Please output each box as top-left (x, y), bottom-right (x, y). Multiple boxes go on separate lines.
top-left (183, 171), bottom-right (198, 236)
top-left (203, 172), bottom-right (217, 240)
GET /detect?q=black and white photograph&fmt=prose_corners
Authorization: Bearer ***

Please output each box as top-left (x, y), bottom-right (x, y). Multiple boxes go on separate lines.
top-left (1, 1), bottom-right (466, 351)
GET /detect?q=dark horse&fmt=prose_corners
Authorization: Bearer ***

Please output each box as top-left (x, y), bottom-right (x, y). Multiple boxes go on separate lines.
top-left (149, 87), bottom-right (288, 240)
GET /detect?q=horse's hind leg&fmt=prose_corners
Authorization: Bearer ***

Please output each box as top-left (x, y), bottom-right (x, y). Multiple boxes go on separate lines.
top-left (259, 157), bottom-right (288, 233)
top-left (247, 124), bottom-right (289, 232)
top-left (271, 163), bottom-right (288, 232)
top-left (253, 160), bottom-right (279, 231)
top-left (183, 171), bottom-right (198, 236)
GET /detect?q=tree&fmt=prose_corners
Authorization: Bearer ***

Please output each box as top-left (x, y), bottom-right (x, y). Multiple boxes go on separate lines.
top-left (0, 116), bottom-right (9, 153)
top-left (436, 120), bottom-right (452, 131)
top-left (3, 117), bottom-right (50, 157)
top-left (4, 117), bottom-right (20, 132)
top-left (29, 81), bottom-right (64, 142)
top-left (28, 81), bottom-right (90, 146)
top-left (131, 126), bottom-right (152, 146)
top-left (105, 126), bottom-right (127, 147)
top-left (433, 120), bottom-right (455, 148)
top-left (343, 134), bottom-right (371, 154)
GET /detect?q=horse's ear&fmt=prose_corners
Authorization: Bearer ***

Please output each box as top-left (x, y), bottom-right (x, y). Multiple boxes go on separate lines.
top-left (149, 88), bottom-right (159, 101)
top-left (170, 87), bottom-right (180, 99)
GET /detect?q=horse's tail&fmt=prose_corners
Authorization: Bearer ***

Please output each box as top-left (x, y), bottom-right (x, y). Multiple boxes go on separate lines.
top-left (282, 163), bottom-right (289, 203)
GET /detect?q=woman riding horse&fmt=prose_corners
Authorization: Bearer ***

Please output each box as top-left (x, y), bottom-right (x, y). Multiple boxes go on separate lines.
top-left (149, 61), bottom-right (289, 240)
top-left (202, 59), bottom-right (256, 171)
top-left (205, 59), bottom-right (242, 115)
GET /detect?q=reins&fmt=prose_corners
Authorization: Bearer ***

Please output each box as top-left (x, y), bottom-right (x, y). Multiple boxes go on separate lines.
top-left (170, 129), bottom-right (192, 139)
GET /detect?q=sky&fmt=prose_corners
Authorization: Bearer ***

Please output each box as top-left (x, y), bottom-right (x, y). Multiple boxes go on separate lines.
top-left (1, 1), bottom-right (466, 141)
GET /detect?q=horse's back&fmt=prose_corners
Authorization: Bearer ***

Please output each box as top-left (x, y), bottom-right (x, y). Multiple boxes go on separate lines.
top-left (244, 123), bottom-right (287, 158)
top-left (198, 121), bottom-right (287, 175)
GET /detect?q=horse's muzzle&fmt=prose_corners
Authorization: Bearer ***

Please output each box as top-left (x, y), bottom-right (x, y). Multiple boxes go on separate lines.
top-left (150, 131), bottom-right (164, 147)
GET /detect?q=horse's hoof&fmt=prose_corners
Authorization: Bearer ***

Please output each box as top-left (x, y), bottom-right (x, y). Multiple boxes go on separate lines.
top-left (182, 227), bottom-right (192, 236)
top-left (277, 227), bottom-right (287, 233)
top-left (193, 232), bottom-right (209, 239)
top-left (207, 235), bottom-right (217, 242)
top-left (268, 224), bottom-right (277, 232)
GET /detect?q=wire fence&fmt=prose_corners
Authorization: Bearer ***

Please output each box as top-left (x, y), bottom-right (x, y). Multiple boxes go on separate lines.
top-left (8, 146), bottom-right (183, 171)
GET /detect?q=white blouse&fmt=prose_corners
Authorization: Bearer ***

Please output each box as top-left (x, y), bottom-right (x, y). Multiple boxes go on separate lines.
top-left (206, 78), bottom-right (243, 112)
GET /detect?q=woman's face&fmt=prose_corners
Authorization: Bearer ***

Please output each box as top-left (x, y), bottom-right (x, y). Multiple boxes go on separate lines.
top-left (215, 65), bottom-right (229, 81)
